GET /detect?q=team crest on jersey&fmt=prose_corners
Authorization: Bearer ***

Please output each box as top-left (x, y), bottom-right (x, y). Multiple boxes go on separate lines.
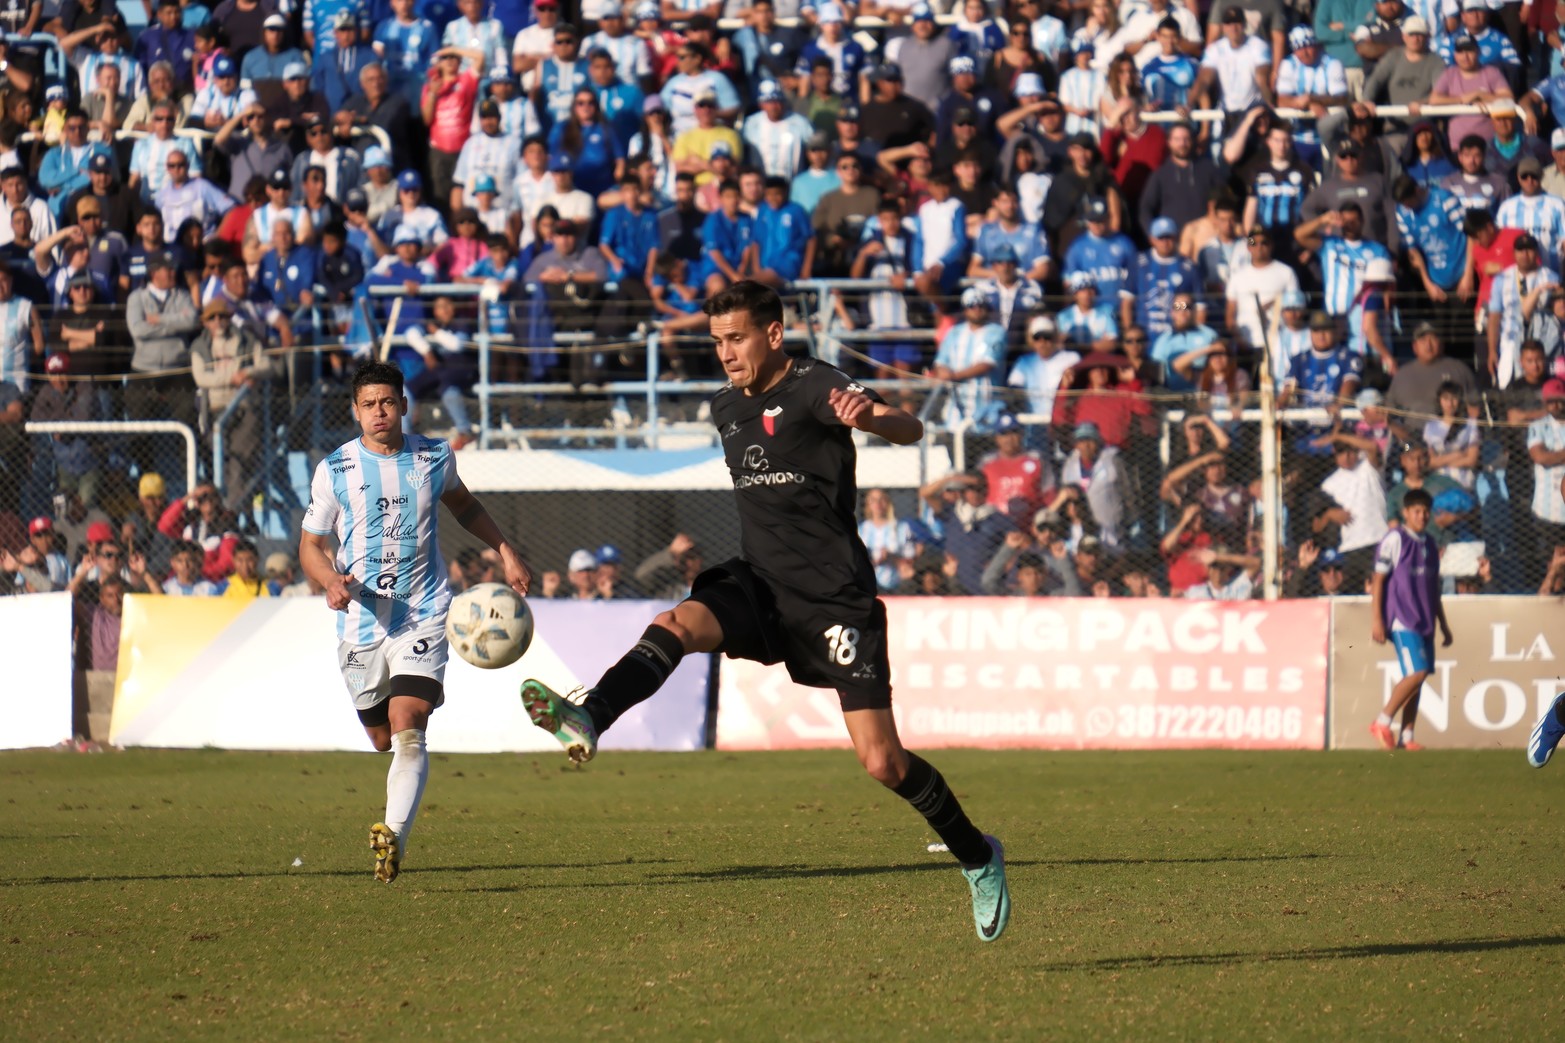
top-left (406, 469), bottom-right (428, 490)
top-left (762, 405), bottom-right (783, 435)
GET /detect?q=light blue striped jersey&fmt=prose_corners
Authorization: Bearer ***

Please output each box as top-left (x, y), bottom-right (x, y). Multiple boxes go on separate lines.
top-left (0, 296), bottom-right (31, 390)
top-left (303, 433), bottom-right (457, 643)
top-left (1274, 54), bottom-right (1346, 146)
top-left (1528, 415), bottom-right (1565, 523)
top-left (1495, 190), bottom-right (1565, 269)
top-left (742, 109), bottom-right (814, 180)
top-left (1319, 236), bottom-right (1392, 315)
top-left (934, 321), bottom-right (1007, 421)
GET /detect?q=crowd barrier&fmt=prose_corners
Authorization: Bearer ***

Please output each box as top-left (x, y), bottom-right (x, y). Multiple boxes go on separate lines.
top-left (6, 593), bottom-right (1555, 753)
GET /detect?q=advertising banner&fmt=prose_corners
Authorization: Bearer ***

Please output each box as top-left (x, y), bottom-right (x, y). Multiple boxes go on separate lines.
top-left (717, 598), bottom-right (1329, 750)
top-left (111, 597), bottom-right (708, 753)
top-left (1330, 597), bottom-right (1565, 749)
top-left (0, 592), bottom-right (73, 749)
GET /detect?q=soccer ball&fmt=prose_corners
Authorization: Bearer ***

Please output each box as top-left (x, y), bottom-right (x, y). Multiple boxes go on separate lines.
top-left (446, 583), bottom-right (534, 669)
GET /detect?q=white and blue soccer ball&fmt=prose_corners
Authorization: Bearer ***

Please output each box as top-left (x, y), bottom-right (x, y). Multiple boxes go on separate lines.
top-left (446, 582), bottom-right (534, 669)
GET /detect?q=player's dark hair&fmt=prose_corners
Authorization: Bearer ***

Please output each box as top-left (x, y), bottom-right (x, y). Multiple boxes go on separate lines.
top-left (703, 279), bottom-right (784, 328)
top-left (352, 361), bottom-right (404, 399)
top-left (1462, 208), bottom-right (1493, 236)
top-left (717, 177), bottom-right (740, 194)
top-left (1403, 488), bottom-right (1434, 512)
top-left (763, 175), bottom-right (788, 193)
top-left (487, 233), bottom-right (511, 252)
top-left (1458, 134), bottom-right (1486, 152)
top-left (1016, 553), bottom-right (1044, 572)
top-left (1392, 175), bottom-right (1421, 204)
top-left (234, 540), bottom-right (258, 557)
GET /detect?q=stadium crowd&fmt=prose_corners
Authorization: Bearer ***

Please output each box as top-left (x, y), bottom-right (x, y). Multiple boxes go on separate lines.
top-left (4, 0), bottom-right (1565, 617)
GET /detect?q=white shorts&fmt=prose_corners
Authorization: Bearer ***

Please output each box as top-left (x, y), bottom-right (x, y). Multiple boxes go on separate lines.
top-left (338, 615), bottom-right (449, 715)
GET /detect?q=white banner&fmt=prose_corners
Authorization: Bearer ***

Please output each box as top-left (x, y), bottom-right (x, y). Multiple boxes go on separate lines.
top-left (0, 592), bottom-right (73, 748)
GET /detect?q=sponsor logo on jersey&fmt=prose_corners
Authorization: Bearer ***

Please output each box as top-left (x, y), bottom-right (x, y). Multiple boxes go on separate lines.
top-left (762, 405), bottom-right (782, 436)
top-left (376, 494), bottom-right (410, 511)
top-left (722, 420), bottom-right (741, 440)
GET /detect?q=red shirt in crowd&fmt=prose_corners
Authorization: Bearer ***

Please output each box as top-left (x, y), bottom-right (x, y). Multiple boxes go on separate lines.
top-left (982, 450), bottom-right (1052, 515)
top-left (425, 69), bottom-right (479, 154)
top-left (1100, 123), bottom-right (1166, 204)
top-left (1473, 225), bottom-right (1521, 319)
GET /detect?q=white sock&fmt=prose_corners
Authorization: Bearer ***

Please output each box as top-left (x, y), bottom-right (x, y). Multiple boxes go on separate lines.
top-left (1400, 728), bottom-right (1415, 744)
top-left (1375, 712), bottom-right (1393, 727)
top-left (384, 729), bottom-right (428, 858)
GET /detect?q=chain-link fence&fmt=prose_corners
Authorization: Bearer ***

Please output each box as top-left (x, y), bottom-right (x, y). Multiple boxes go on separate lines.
top-left (6, 286), bottom-right (1565, 615)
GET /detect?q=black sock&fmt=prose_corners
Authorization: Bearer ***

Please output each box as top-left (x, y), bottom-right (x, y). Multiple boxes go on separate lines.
top-left (893, 753), bottom-right (991, 867)
top-left (584, 624), bottom-right (686, 734)
top-left (1556, 696), bottom-right (1565, 727)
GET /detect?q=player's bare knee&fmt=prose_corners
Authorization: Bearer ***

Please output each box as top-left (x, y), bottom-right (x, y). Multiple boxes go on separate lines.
top-left (857, 746), bottom-right (906, 788)
top-left (367, 731), bottom-right (392, 753)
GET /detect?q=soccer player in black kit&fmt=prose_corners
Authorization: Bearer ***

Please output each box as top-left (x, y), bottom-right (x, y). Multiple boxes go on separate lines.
top-left (522, 281), bottom-right (1011, 941)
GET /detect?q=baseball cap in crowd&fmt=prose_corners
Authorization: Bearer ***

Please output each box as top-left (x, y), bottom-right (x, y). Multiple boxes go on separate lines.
top-left (283, 61), bottom-right (308, 80)
top-left (949, 55), bottom-right (976, 76)
top-left (807, 129), bottom-right (830, 150)
top-left (361, 146), bottom-right (390, 170)
top-left (213, 55), bottom-right (237, 77)
top-left (268, 168), bottom-right (291, 190)
top-left (596, 544), bottom-right (622, 565)
top-left (1318, 548), bottom-right (1344, 569)
top-left (473, 174), bottom-right (497, 194)
top-left (264, 552), bottom-right (292, 576)
top-left (816, 1), bottom-right (844, 22)
top-left (1334, 137), bottom-right (1362, 158)
top-left (1519, 155), bottom-right (1544, 177)
top-left (1220, 6), bottom-right (1245, 23)
top-left (1082, 196), bottom-right (1109, 221)
top-left (478, 98), bottom-right (500, 119)
top-left (85, 154), bottom-right (115, 177)
top-left (710, 140), bottom-right (734, 158)
top-left (1490, 99), bottom-right (1519, 118)
top-left (1462, 0), bottom-right (1487, 9)
top-left (633, 0), bottom-right (657, 19)
top-left (1363, 257), bottom-right (1395, 282)
top-left (68, 270), bottom-right (94, 288)
top-left (1412, 320), bottom-right (1438, 339)
top-left (1015, 72), bottom-right (1044, 98)
top-left (1402, 15), bottom-right (1429, 34)
top-left (201, 298), bottom-right (232, 321)
top-left (694, 89), bottom-right (718, 107)
top-left (643, 93), bottom-right (665, 114)
top-left (960, 286), bottom-right (988, 309)
top-left (1543, 378), bottom-right (1565, 400)
top-left (1308, 310), bottom-right (1335, 331)
top-left (1355, 388), bottom-right (1384, 409)
top-left (568, 549), bottom-right (598, 572)
top-left (1282, 290), bottom-right (1308, 310)
top-left (995, 413), bottom-right (1021, 434)
top-left (392, 224), bottom-right (422, 246)
top-left (1073, 422), bottom-right (1103, 444)
top-left (1069, 131), bottom-right (1098, 150)
top-left (397, 169), bottom-right (423, 190)
top-left (873, 63), bottom-right (902, 81)
top-left (838, 102), bottom-right (860, 121)
top-left (1288, 25), bottom-right (1317, 50)
top-left (263, 13), bottom-right (286, 29)
top-left (1066, 271), bottom-right (1096, 291)
top-left (1516, 232), bottom-right (1541, 250)
top-left (1028, 314), bottom-right (1057, 338)
top-left (537, 0), bottom-right (560, 7)
top-left (1078, 535), bottom-right (1104, 554)
top-left (45, 85), bottom-right (66, 102)
top-left (487, 66), bottom-right (515, 84)
top-left (757, 79), bottom-right (785, 102)
top-left (912, 1), bottom-right (934, 19)
top-left (988, 243), bottom-right (1018, 265)
top-left (599, 0), bottom-right (623, 15)
top-left (1453, 33), bottom-right (1478, 51)
top-left (146, 250), bottom-right (176, 271)
top-left (86, 521), bottom-right (114, 544)
top-left (1150, 216), bottom-right (1178, 239)
top-left (45, 354), bottom-right (68, 374)
top-left (952, 106), bottom-right (977, 126)
top-left (333, 9), bottom-right (357, 29)
top-left (29, 516), bottom-right (53, 535)
top-left (140, 473), bottom-right (166, 499)
top-left (344, 187), bottom-right (369, 211)
top-left (1070, 37), bottom-right (1095, 54)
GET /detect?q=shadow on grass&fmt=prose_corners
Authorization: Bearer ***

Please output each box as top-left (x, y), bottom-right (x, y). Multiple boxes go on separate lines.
top-left (1041, 934), bottom-right (1565, 972)
top-left (1, 859), bottom-right (681, 887)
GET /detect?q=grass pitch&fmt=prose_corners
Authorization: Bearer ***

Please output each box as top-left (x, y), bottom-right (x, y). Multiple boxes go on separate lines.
top-left (2, 747), bottom-right (1557, 1041)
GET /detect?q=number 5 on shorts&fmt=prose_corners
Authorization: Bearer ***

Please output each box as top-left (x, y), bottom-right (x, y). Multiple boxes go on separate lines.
top-left (824, 624), bottom-right (859, 666)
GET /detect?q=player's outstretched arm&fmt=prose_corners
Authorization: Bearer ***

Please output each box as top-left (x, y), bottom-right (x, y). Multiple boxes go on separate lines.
top-left (828, 387), bottom-right (923, 445)
top-left (441, 478), bottom-right (533, 596)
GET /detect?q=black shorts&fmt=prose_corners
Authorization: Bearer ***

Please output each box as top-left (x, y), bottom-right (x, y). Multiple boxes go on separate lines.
top-left (689, 558), bottom-right (892, 712)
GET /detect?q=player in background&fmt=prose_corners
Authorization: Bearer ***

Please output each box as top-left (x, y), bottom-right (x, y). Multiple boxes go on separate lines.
top-left (1368, 488), bottom-right (1452, 751)
top-left (520, 281), bottom-right (1012, 942)
top-left (299, 362), bottom-right (531, 882)
top-left (1527, 475), bottom-right (1565, 767)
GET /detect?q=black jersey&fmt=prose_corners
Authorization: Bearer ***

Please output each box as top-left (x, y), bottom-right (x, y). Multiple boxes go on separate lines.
top-left (710, 359), bottom-right (885, 604)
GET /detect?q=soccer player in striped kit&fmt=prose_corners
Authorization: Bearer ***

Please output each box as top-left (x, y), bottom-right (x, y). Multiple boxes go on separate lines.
top-left (299, 362), bottom-right (532, 882)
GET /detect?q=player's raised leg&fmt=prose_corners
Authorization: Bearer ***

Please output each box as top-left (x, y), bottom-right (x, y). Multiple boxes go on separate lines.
top-left (523, 600), bottom-right (723, 762)
top-left (1528, 691), bottom-right (1565, 768)
top-left (842, 709), bottom-right (1010, 942)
